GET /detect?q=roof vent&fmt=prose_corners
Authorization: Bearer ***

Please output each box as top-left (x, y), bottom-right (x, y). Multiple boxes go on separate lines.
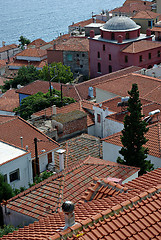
top-left (56, 149), bottom-right (66, 171)
top-left (88, 87), bottom-right (94, 98)
top-left (62, 201), bottom-right (75, 230)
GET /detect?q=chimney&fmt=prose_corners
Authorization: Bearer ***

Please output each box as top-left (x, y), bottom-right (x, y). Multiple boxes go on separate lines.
top-left (24, 44), bottom-right (27, 50)
top-left (52, 105), bottom-right (56, 115)
top-left (90, 30), bottom-right (95, 38)
top-left (62, 201), bottom-right (75, 230)
top-left (20, 136), bottom-right (23, 148)
top-left (56, 149), bottom-right (66, 171)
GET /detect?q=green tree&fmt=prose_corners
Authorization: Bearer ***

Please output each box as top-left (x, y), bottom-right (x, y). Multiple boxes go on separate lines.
top-left (0, 174), bottom-right (14, 203)
top-left (2, 65), bottom-right (40, 91)
top-left (18, 35), bottom-right (31, 49)
top-left (14, 89), bottom-right (75, 119)
top-left (39, 62), bottom-right (74, 84)
top-left (0, 225), bottom-right (18, 237)
top-left (117, 83), bottom-right (154, 175)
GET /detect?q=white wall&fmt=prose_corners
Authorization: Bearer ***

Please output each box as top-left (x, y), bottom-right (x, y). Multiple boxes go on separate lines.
top-left (2, 207), bottom-right (37, 227)
top-left (16, 55), bottom-right (46, 62)
top-left (0, 110), bottom-right (16, 116)
top-left (88, 124), bottom-right (95, 135)
top-left (0, 47), bottom-right (21, 60)
top-left (96, 88), bottom-right (118, 103)
top-left (39, 150), bottom-right (55, 173)
top-left (103, 141), bottom-right (161, 169)
top-left (105, 118), bottom-right (123, 136)
top-left (0, 152), bottom-right (33, 189)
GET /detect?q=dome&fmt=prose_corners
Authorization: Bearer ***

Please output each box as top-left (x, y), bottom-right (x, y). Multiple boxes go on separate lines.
top-left (102, 16), bottom-right (140, 31)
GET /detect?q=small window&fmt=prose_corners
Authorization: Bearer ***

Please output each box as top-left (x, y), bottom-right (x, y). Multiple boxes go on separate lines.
top-left (103, 44), bottom-right (105, 51)
top-left (97, 114), bottom-right (101, 123)
top-left (139, 55), bottom-right (142, 62)
top-left (67, 54), bottom-right (73, 61)
top-left (111, 32), bottom-right (115, 40)
top-left (80, 65), bottom-right (83, 68)
top-left (82, 53), bottom-right (85, 57)
top-left (109, 54), bottom-right (111, 61)
top-left (125, 55), bottom-right (128, 63)
top-left (149, 53), bottom-right (151, 59)
top-left (98, 62), bottom-right (101, 73)
top-left (98, 51), bottom-right (100, 58)
top-left (9, 169), bottom-right (20, 182)
top-left (48, 152), bottom-right (52, 164)
top-left (158, 51), bottom-right (160, 57)
top-left (77, 54), bottom-right (79, 57)
top-left (109, 65), bottom-right (112, 73)
top-left (148, 21), bottom-right (151, 27)
top-left (125, 32), bottom-right (129, 40)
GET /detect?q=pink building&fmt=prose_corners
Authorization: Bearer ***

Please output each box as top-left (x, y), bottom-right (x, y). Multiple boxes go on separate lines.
top-left (89, 16), bottom-right (161, 78)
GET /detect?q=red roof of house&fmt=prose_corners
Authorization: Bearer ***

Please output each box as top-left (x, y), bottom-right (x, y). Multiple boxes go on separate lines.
top-left (27, 39), bottom-right (47, 48)
top-left (3, 167), bottom-right (161, 239)
top-left (103, 122), bottom-right (161, 158)
top-left (69, 18), bottom-right (105, 27)
top-left (121, 40), bottom-right (161, 53)
top-left (16, 48), bottom-right (47, 58)
top-left (0, 44), bottom-right (18, 53)
top-left (151, 26), bottom-right (161, 32)
top-left (132, 10), bottom-right (161, 19)
top-left (0, 116), bottom-right (59, 158)
top-left (0, 89), bottom-right (19, 112)
top-left (109, 2), bottom-right (151, 14)
top-left (3, 156), bottom-right (139, 220)
top-left (9, 59), bottom-right (47, 69)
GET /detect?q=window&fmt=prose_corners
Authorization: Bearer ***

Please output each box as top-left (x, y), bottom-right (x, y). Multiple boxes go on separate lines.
top-left (77, 54), bottom-right (79, 57)
top-left (149, 53), bottom-right (151, 59)
top-left (97, 51), bottom-right (100, 58)
top-left (98, 62), bottom-right (101, 73)
top-left (148, 21), bottom-right (151, 27)
top-left (80, 65), bottom-right (83, 68)
top-left (9, 169), bottom-right (20, 182)
top-left (111, 33), bottom-right (115, 40)
top-left (139, 55), bottom-right (142, 62)
top-left (125, 55), bottom-right (128, 63)
top-left (125, 32), bottom-right (129, 40)
top-left (48, 152), bottom-right (52, 164)
top-left (67, 54), bottom-right (73, 61)
top-left (109, 54), bottom-right (111, 61)
top-left (109, 65), bottom-right (112, 73)
top-left (158, 50), bottom-right (160, 57)
top-left (97, 114), bottom-right (101, 123)
top-left (4, 174), bottom-right (7, 183)
top-left (103, 44), bottom-right (105, 51)
top-left (82, 53), bottom-right (85, 57)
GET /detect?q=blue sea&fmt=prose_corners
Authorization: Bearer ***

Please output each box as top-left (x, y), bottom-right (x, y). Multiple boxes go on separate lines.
top-left (0, 0), bottom-right (124, 46)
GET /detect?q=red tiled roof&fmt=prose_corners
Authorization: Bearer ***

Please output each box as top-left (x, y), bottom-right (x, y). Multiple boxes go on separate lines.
top-left (0, 59), bottom-right (7, 67)
top-left (3, 167), bottom-right (161, 239)
top-left (0, 89), bottom-right (19, 112)
top-left (0, 115), bottom-right (16, 123)
top-left (16, 48), bottom-right (47, 58)
top-left (123, 0), bottom-right (152, 6)
top-left (151, 26), bottom-right (161, 32)
top-left (69, 18), bottom-right (105, 27)
top-left (103, 122), bottom-right (161, 158)
top-left (0, 44), bottom-right (18, 53)
top-left (53, 38), bottom-right (89, 52)
top-left (0, 116), bottom-right (59, 158)
top-left (132, 10), bottom-right (161, 19)
top-left (95, 73), bottom-right (161, 104)
top-left (121, 40), bottom-right (161, 53)
top-left (0, 76), bottom-right (8, 86)
top-left (3, 156), bottom-right (138, 220)
top-left (109, 2), bottom-right (151, 14)
top-left (27, 38), bottom-right (47, 48)
top-left (9, 59), bottom-right (47, 69)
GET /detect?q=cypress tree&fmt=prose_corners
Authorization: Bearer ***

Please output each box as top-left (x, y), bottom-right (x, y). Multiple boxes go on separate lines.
top-left (117, 83), bottom-right (153, 175)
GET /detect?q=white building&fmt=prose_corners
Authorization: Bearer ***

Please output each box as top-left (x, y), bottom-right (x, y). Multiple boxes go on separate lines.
top-left (0, 140), bottom-right (32, 189)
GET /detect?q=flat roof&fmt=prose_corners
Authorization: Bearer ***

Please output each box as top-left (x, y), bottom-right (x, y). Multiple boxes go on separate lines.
top-left (0, 141), bottom-right (26, 165)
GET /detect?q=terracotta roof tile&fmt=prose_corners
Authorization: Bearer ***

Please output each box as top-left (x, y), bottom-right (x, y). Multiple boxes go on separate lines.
top-left (16, 48), bottom-right (47, 58)
top-left (132, 10), bottom-right (161, 19)
top-left (53, 38), bottom-right (89, 52)
top-left (0, 44), bottom-right (18, 53)
top-left (109, 2), bottom-right (151, 14)
top-left (69, 18), bottom-right (105, 27)
top-left (28, 39), bottom-right (47, 48)
top-left (121, 40), bottom-right (161, 53)
top-left (0, 89), bottom-right (19, 112)
top-left (0, 116), bottom-right (59, 158)
top-left (9, 59), bottom-right (47, 69)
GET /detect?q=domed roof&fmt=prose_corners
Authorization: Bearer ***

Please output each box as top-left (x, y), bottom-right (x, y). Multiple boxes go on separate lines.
top-left (102, 16), bottom-right (140, 31)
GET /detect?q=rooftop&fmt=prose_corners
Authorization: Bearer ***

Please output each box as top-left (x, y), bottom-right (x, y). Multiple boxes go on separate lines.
top-left (0, 89), bottom-right (19, 112)
top-left (121, 40), bottom-right (161, 53)
top-left (52, 110), bottom-right (87, 124)
top-left (27, 38), bottom-right (47, 48)
top-left (16, 48), bottom-right (47, 58)
top-left (132, 10), bottom-right (161, 19)
top-left (69, 18), bottom-right (105, 27)
top-left (0, 44), bottom-right (18, 53)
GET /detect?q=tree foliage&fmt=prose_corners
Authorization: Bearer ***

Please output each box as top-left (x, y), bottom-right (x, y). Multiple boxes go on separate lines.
top-left (39, 62), bottom-right (74, 84)
top-left (18, 35), bottom-right (31, 49)
top-left (0, 225), bottom-right (18, 237)
top-left (29, 171), bottom-right (53, 187)
top-left (117, 83), bottom-right (154, 175)
top-left (2, 65), bottom-right (40, 91)
top-left (14, 89), bottom-right (75, 119)
top-left (0, 174), bottom-right (14, 203)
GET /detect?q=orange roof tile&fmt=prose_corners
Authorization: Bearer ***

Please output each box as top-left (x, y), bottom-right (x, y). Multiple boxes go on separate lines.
top-left (151, 26), bottom-right (161, 32)
top-left (52, 37), bottom-right (89, 52)
top-left (0, 59), bottom-right (7, 67)
top-left (69, 18), bottom-right (105, 27)
top-left (0, 89), bottom-right (19, 112)
top-left (121, 40), bottom-right (161, 53)
top-left (3, 156), bottom-right (138, 220)
top-left (109, 2), bottom-right (151, 14)
top-left (16, 48), bottom-right (47, 58)
top-left (132, 10), bottom-right (161, 19)
top-left (0, 44), bottom-right (18, 53)
top-left (0, 116), bottom-right (59, 158)
top-left (103, 122), bottom-right (161, 158)
top-left (9, 59), bottom-right (47, 69)
top-left (27, 38), bottom-right (47, 48)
